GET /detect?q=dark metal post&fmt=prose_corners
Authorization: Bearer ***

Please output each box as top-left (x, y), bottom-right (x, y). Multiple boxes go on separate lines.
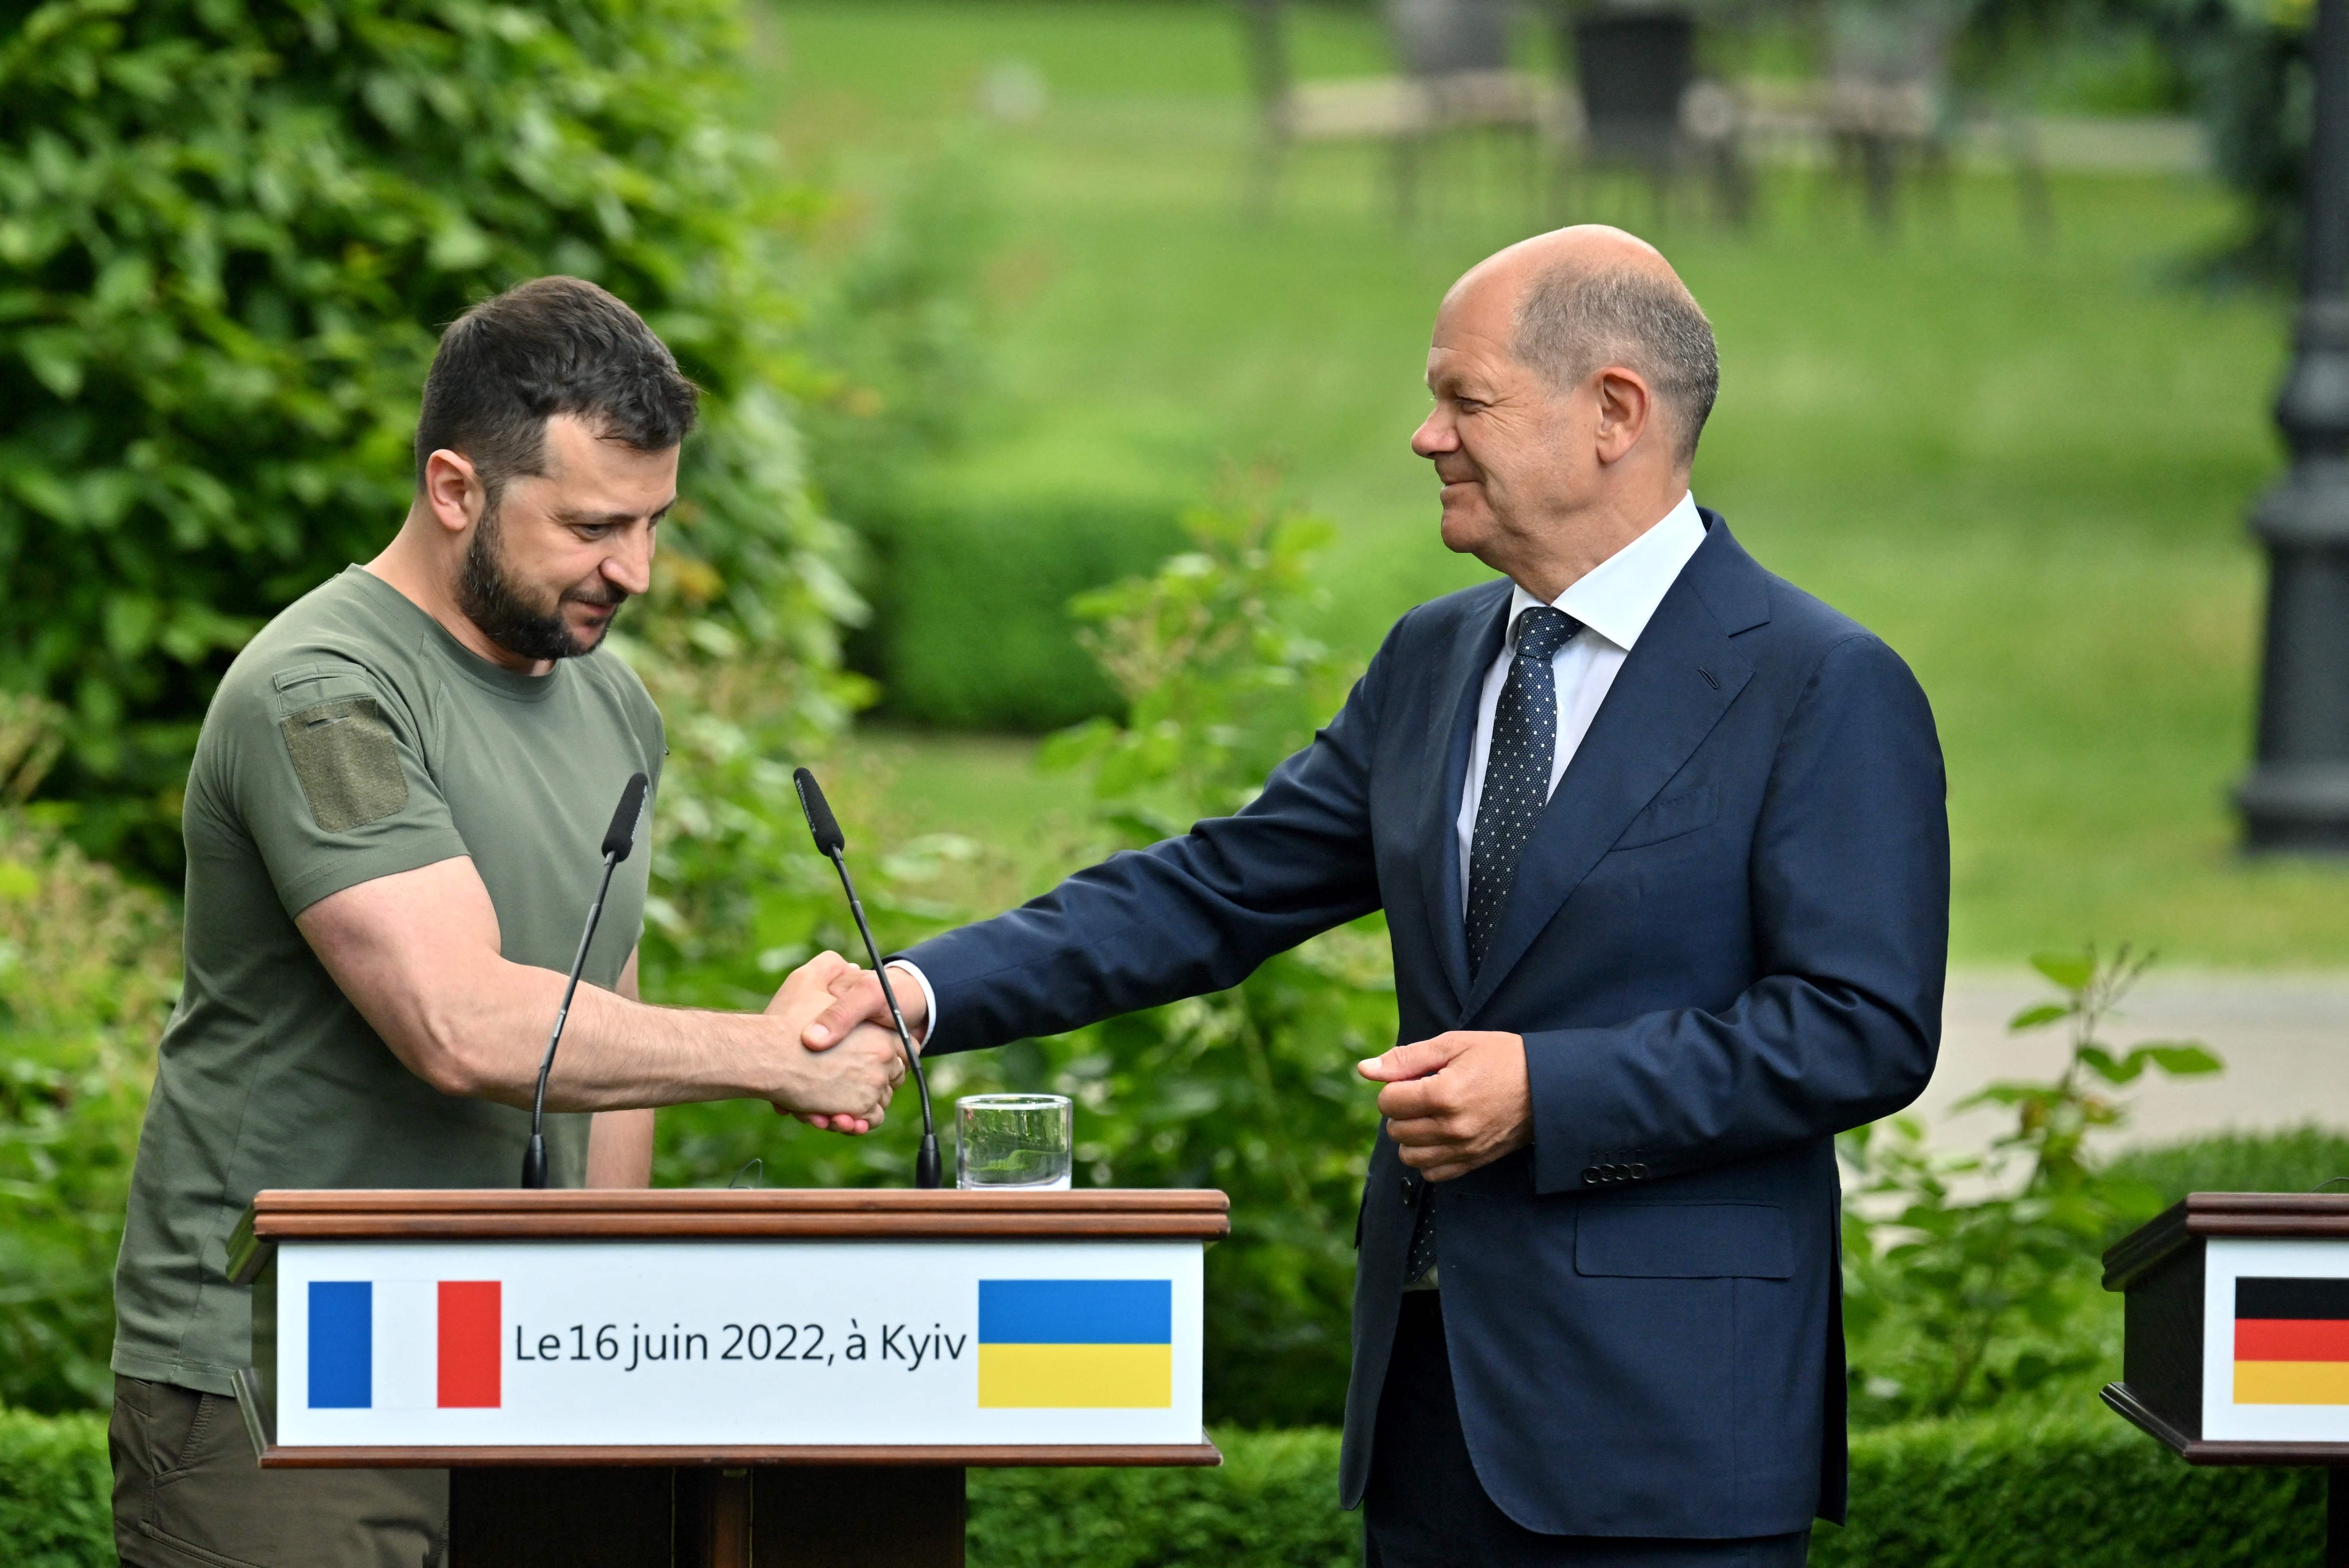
top-left (2239, 0), bottom-right (2349, 852)
top-left (2330, 1467), bottom-right (2349, 1567)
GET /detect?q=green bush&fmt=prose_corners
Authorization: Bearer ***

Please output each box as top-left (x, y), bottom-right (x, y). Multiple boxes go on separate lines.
top-left (968, 1429), bottom-right (1356, 1568)
top-left (0, 1409), bottom-right (110, 1568)
top-left (0, 0), bottom-right (857, 875)
top-left (856, 495), bottom-right (1186, 731)
top-left (0, 1409), bottom-right (2327, 1566)
top-left (1813, 1409), bottom-right (2321, 1567)
top-left (975, 1414), bottom-right (2328, 1568)
top-left (0, 697), bottom-right (179, 1414)
top-left (1840, 948), bottom-right (2217, 1424)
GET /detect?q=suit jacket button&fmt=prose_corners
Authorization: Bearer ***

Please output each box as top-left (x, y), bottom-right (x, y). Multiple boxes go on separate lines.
top-left (1580, 1166), bottom-right (1602, 1185)
top-left (1632, 1163), bottom-right (1649, 1180)
top-left (1603, 1163), bottom-right (1623, 1181)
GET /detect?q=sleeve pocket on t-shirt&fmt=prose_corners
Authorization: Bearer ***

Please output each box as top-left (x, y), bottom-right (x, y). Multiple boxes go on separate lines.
top-left (280, 697), bottom-right (409, 833)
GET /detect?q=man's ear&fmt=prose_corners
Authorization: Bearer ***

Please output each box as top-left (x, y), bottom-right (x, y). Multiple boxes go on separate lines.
top-left (420, 449), bottom-right (484, 536)
top-left (1590, 367), bottom-right (1654, 467)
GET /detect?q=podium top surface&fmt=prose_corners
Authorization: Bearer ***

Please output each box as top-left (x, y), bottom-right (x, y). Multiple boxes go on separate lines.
top-left (228, 1187), bottom-right (1229, 1285)
top-left (2103, 1192), bottom-right (2349, 1291)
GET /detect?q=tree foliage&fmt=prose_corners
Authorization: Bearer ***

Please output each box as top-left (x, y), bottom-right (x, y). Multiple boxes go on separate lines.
top-left (0, 0), bottom-right (859, 872)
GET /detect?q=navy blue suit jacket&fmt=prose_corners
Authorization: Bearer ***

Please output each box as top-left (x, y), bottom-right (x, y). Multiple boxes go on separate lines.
top-left (902, 516), bottom-right (1948, 1538)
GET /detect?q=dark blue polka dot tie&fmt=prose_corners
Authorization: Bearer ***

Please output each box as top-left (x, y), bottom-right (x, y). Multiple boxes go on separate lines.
top-left (1405, 603), bottom-right (1579, 1288)
top-left (1465, 605), bottom-right (1581, 976)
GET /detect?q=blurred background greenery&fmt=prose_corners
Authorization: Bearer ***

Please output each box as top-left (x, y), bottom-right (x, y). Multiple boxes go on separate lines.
top-left (4, 0), bottom-right (2349, 1463)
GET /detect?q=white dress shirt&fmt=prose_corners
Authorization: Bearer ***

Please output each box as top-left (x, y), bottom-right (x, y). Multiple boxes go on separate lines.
top-left (1454, 491), bottom-right (1707, 913)
top-left (894, 492), bottom-right (1709, 1043)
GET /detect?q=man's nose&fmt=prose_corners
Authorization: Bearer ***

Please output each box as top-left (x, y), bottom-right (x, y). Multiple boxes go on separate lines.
top-left (1411, 407), bottom-right (1456, 459)
top-left (604, 524), bottom-right (655, 596)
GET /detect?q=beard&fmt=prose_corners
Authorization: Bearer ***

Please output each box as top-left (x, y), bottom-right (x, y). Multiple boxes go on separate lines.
top-left (455, 503), bottom-right (627, 662)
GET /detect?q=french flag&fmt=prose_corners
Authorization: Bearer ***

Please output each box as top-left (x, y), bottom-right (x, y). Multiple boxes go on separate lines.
top-left (307, 1280), bottom-right (501, 1410)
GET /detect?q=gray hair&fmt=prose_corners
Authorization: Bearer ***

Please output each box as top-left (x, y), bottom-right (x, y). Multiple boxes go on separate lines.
top-left (1510, 262), bottom-right (1719, 465)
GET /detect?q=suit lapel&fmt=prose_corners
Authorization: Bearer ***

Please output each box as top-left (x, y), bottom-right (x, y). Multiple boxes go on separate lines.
top-left (1458, 521), bottom-right (1766, 1023)
top-left (1414, 583), bottom-right (1510, 1013)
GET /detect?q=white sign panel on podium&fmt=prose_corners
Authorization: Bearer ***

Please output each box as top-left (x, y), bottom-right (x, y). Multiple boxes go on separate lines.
top-left (230, 1188), bottom-right (1228, 1468)
top-left (265, 1238), bottom-right (1203, 1449)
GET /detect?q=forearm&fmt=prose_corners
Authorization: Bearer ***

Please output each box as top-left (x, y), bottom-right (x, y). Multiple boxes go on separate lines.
top-left (586, 1108), bottom-right (656, 1186)
top-left (299, 857), bottom-right (904, 1122)
top-left (390, 957), bottom-right (787, 1110)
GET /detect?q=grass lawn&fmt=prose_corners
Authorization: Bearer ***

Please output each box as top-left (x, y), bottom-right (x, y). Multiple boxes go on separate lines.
top-left (766, 1), bottom-right (2349, 968)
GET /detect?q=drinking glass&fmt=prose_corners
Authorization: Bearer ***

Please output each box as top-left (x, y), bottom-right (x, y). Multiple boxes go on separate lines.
top-left (955, 1094), bottom-right (1073, 1190)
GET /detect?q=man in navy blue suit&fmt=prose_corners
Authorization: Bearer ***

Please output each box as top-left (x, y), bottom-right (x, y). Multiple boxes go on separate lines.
top-left (809, 225), bottom-right (1948, 1566)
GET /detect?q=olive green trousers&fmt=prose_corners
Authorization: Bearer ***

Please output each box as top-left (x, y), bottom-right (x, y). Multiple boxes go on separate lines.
top-left (110, 1376), bottom-right (447, 1568)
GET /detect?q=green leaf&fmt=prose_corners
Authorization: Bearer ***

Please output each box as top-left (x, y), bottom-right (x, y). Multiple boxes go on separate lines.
top-left (2140, 1042), bottom-right (2223, 1077)
top-left (2079, 1045), bottom-right (2143, 1085)
top-left (17, 329), bottom-right (81, 399)
top-left (2029, 951), bottom-right (2096, 993)
top-left (2006, 1001), bottom-right (2070, 1032)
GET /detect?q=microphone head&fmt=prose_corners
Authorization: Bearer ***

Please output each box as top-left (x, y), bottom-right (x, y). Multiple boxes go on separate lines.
top-left (794, 767), bottom-right (845, 857)
top-left (603, 772), bottom-right (650, 861)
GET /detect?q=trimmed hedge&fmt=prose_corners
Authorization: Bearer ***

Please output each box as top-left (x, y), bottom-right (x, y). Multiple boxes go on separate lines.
top-left (853, 495), bottom-right (1185, 730)
top-left (0, 1409), bottom-right (2324, 1565)
top-left (1813, 1409), bottom-right (2321, 1566)
top-left (970, 1428), bottom-right (1356, 1567)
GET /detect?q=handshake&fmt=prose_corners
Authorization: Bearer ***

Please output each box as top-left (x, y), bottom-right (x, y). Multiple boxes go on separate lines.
top-left (756, 954), bottom-right (933, 1136)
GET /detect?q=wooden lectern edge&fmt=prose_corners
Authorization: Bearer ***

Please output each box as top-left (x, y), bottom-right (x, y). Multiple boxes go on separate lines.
top-left (254, 1441), bottom-right (1225, 1470)
top-left (244, 1189), bottom-right (1231, 1214)
top-left (2102, 1192), bottom-right (2349, 1292)
top-left (2104, 1381), bottom-right (2349, 1467)
top-left (225, 1189), bottom-right (1232, 1285)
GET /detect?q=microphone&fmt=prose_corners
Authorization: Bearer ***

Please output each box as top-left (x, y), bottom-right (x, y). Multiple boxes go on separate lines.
top-left (792, 767), bottom-right (940, 1189)
top-left (522, 771), bottom-right (649, 1189)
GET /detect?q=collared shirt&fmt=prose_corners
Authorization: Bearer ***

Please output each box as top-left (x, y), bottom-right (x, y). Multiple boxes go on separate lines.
top-left (1454, 491), bottom-right (1706, 913)
top-left (896, 492), bottom-right (1708, 1044)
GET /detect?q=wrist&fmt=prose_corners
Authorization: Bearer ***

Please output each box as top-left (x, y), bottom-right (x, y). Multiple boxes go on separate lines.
top-left (884, 961), bottom-right (935, 1045)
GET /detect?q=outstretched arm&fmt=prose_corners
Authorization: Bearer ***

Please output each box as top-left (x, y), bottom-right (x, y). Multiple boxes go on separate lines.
top-left (806, 621), bottom-right (1407, 1056)
top-left (298, 856), bottom-right (906, 1123)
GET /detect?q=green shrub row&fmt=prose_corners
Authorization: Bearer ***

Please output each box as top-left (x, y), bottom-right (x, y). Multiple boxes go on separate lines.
top-left (0, 1410), bottom-right (2325, 1566)
top-left (852, 494), bottom-right (1185, 730)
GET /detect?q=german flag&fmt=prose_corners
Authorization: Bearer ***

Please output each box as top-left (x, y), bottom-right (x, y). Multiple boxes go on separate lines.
top-left (2235, 1278), bottom-right (2349, 1405)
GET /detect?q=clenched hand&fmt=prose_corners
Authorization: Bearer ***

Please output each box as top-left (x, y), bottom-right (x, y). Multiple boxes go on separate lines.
top-left (1358, 1031), bottom-right (1532, 1182)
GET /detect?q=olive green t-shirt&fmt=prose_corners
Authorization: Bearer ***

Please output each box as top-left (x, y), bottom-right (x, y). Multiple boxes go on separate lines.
top-left (111, 567), bottom-right (664, 1396)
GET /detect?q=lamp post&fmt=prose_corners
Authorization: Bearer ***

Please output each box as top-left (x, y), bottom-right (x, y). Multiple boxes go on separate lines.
top-left (2239, 0), bottom-right (2349, 852)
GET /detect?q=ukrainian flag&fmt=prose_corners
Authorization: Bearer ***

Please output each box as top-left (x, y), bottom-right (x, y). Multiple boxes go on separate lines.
top-left (977, 1279), bottom-right (1173, 1409)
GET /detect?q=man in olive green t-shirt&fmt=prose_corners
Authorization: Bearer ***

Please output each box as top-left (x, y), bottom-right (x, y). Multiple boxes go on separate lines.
top-left (108, 278), bottom-right (903, 1568)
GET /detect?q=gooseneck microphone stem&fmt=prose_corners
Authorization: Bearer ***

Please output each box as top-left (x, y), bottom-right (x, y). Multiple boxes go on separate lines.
top-left (522, 853), bottom-right (621, 1190)
top-left (793, 767), bottom-right (940, 1189)
top-left (823, 846), bottom-right (942, 1189)
top-left (523, 772), bottom-right (649, 1191)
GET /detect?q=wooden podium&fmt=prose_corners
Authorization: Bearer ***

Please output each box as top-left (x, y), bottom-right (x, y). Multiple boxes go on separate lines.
top-left (2103, 1193), bottom-right (2349, 1562)
top-left (226, 1188), bottom-right (1229, 1568)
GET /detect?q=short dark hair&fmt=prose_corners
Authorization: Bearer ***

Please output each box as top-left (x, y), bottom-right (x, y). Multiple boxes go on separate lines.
top-left (414, 276), bottom-right (700, 500)
top-left (1511, 262), bottom-right (1719, 466)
